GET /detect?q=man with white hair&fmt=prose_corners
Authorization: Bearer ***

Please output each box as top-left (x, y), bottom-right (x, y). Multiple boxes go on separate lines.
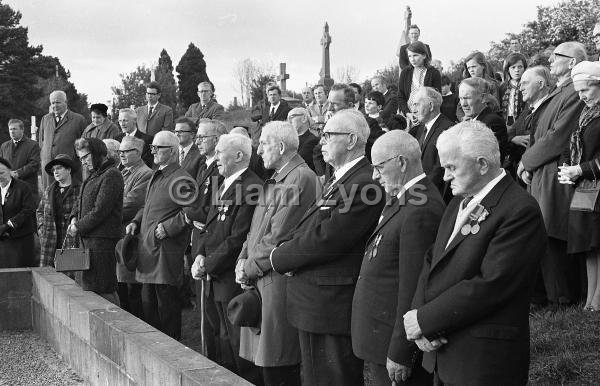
top-left (126, 131), bottom-right (193, 340)
top-left (269, 109), bottom-right (385, 385)
top-left (117, 136), bottom-right (152, 319)
top-left (518, 42), bottom-right (587, 308)
top-left (288, 107), bottom-right (319, 172)
top-left (237, 121), bottom-right (319, 385)
top-left (352, 130), bottom-right (444, 386)
top-left (38, 90), bottom-right (87, 189)
top-left (115, 108), bottom-right (153, 167)
top-left (371, 76), bottom-right (399, 121)
top-left (191, 133), bottom-right (263, 381)
top-left (403, 121), bottom-right (546, 386)
top-left (592, 22), bottom-right (600, 59)
top-left (410, 87), bottom-right (455, 195)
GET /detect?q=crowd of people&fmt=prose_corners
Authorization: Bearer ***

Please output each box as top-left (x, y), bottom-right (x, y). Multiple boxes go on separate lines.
top-left (1, 20), bottom-right (600, 386)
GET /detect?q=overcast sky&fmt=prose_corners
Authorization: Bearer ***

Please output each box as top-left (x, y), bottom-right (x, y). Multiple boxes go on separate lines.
top-left (7, 0), bottom-right (558, 108)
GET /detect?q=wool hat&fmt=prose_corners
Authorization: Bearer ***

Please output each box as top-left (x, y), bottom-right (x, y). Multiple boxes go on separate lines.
top-left (571, 61), bottom-right (600, 84)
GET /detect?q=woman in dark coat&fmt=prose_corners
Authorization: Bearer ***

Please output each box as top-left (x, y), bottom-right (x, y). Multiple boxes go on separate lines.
top-left (558, 61), bottom-right (600, 311)
top-left (68, 138), bottom-right (124, 304)
top-left (82, 103), bottom-right (120, 140)
top-left (398, 41), bottom-right (441, 124)
top-left (0, 157), bottom-right (36, 268)
top-left (37, 154), bottom-right (81, 267)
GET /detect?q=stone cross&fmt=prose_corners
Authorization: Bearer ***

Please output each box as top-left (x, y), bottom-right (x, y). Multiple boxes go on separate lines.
top-left (277, 63), bottom-right (290, 92)
top-left (319, 22), bottom-right (334, 88)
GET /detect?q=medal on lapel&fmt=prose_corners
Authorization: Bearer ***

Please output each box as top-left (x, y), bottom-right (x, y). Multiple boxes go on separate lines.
top-left (218, 204), bottom-right (229, 221)
top-left (203, 179), bottom-right (210, 194)
top-left (368, 234), bottom-right (383, 260)
top-left (461, 204), bottom-right (489, 236)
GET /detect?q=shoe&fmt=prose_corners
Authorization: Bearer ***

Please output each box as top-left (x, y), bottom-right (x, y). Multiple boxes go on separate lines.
top-left (584, 305), bottom-right (599, 312)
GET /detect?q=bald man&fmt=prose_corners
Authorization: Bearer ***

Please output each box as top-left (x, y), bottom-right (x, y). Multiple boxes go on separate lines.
top-left (38, 90), bottom-right (86, 189)
top-left (127, 131), bottom-right (193, 340)
top-left (352, 130), bottom-right (443, 386)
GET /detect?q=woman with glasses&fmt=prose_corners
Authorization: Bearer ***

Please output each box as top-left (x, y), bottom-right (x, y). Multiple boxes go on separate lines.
top-left (67, 138), bottom-right (124, 304)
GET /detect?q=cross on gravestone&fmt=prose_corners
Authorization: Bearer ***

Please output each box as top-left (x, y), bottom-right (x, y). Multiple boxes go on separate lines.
top-left (277, 63), bottom-right (290, 93)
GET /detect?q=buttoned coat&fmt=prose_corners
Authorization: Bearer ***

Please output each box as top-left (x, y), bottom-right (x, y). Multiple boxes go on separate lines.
top-left (238, 154), bottom-right (320, 367)
top-left (412, 175), bottom-right (546, 386)
top-left (37, 180), bottom-right (81, 267)
top-left (0, 177), bottom-right (36, 267)
top-left (352, 177), bottom-right (444, 370)
top-left (197, 168), bottom-right (263, 302)
top-left (520, 79), bottom-right (583, 239)
top-left (134, 163), bottom-right (192, 286)
top-left (39, 110), bottom-right (87, 189)
top-left (117, 160), bottom-right (153, 283)
top-left (184, 100), bottom-right (225, 124)
top-left (270, 157), bottom-right (385, 335)
top-left (0, 137), bottom-right (41, 193)
top-left (135, 103), bottom-right (174, 136)
top-left (82, 119), bottom-right (120, 140)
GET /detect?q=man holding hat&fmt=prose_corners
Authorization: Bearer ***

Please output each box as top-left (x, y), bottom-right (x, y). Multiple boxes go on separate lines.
top-left (126, 131), bottom-right (192, 340)
top-left (518, 41), bottom-right (587, 308)
top-left (37, 154), bottom-right (80, 267)
top-left (83, 103), bottom-right (120, 140)
top-left (0, 157), bottom-right (37, 268)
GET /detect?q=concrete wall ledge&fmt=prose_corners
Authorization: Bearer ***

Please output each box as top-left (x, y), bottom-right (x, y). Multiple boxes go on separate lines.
top-left (1, 268), bottom-right (252, 386)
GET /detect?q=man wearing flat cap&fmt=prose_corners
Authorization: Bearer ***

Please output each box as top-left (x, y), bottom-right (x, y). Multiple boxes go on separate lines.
top-left (0, 157), bottom-right (37, 268)
top-left (82, 103), bottom-right (120, 140)
top-left (38, 90), bottom-right (87, 190)
top-left (126, 131), bottom-right (192, 340)
top-left (518, 41), bottom-right (587, 308)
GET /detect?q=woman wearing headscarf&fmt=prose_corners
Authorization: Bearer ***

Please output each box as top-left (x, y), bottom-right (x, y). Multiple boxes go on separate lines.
top-left (558, 61), bottom-right (600, 311)
top-left (37, 154), bottom-right (81, 267)
top-left (67, 138), bottom-right (124, 304)
top-left (82, 103), bottom-right (120, 140)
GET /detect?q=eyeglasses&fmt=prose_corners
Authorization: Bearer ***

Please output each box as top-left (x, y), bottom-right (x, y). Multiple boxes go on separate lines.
top-left (78, 152), bottom-right (91, 162)
top-left (118, 149), bottom-right (138, 155)
top-left (196, 135), bottom-right (216, 142)
top-left (321, 131), bottom-right (351, 142)
top-left (287, 114), bottom-right (304, 121)
top-left (146, 92), bottom-right (158, 96)
top-left (372, 154), bottom-right (402, 174)
top-left (174, 130), bottom-right (194, 135)
top-left (551, 52), bottom-right (573, 60)
top-left (150, 145), bottom-right (172, 152)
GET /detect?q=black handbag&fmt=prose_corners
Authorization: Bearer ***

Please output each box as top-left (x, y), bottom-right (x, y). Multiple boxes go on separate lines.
top-left (570, 160), bottom-right (600, 212)
top-left (54, 234), bottom-right (91, 272)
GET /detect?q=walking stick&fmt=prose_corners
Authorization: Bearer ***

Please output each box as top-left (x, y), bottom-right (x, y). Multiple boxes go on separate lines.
top-left (200, 278), bottom-right (208, 356)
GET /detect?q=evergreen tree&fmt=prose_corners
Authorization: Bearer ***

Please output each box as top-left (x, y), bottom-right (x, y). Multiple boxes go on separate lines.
top-left (156, 49), bottom-right (177, 114)
top-left (176, 43), bottom-right (210, 111)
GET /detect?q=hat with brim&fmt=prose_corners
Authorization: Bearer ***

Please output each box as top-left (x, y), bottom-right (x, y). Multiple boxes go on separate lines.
top-left (44, 154), bottom-right (78, 175)
top-left (227, 288), bottom-right (262, 328)
top-left (115, 233), bottom-right (139, 272)
top-left (0, 157), bottom-right (12, 170)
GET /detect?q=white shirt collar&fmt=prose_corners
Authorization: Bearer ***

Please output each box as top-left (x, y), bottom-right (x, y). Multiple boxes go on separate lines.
top-left (463, 169), bottom-right (507, 211)
top-left (368, 113), bottom-right (380, 119)
top-left (221, 167), bottom-right (248, 198)
top-left (128, 128), bottom-right (138, 137)
top-left (205, 155), bottom-right (216, 167)
top-left (396, 173), bottom-right (426, 200)
top-left (179, 143), bottom-right (193, 157)
top-left (424, 113), bottom-right (441, 133)
top-left (334, 156), bottom-right (364, 181)
top-left (531, 95), bottom-right (548, 112)
top-left (1, 178), bottom-right (12, 205)
top-left (148, 103), bottom-right (158, 109)
top-left (270, 102), bottom-right (280, 111)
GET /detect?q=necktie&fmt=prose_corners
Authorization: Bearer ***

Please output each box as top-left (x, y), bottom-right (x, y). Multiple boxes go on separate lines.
top-left (179, 149), bottom-right (185, 165)
top-left (55, 115), bottom-right (61, 125)
top-left (202, 105), bottom-right (206, 111)
top-left (461, 196), bottom-right (473, 211)
top-left (319, 104), bottom-right (323, 115)
top-left (418, 126), bottom-right (428, 148)
top-left (148, 106), bottom-right (154, 117)
top-left (269, 107), bottom-right (275, 119)
top-left (322, 175), bottom-right (337, 197)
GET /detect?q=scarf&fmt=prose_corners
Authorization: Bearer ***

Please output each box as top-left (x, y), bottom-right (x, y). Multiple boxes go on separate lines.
top-left (570, 104), bottom-right (600, 165)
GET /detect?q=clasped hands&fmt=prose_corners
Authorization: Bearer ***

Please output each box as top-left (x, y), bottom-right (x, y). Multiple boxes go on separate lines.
top-left (557, 163), bottom-right (581, 185)
top-left (67, 218), bottom-right (78, 237)
top-left (235, 259), bottom-right (254, 290)
top-left (516, 162), bottom-right (532, 185)
top-left (403, 309), bottom-right (448, 353)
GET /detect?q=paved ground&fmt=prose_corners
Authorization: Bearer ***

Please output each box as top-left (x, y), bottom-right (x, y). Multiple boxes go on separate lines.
top-left (0, 330), bottom-right (84, 386)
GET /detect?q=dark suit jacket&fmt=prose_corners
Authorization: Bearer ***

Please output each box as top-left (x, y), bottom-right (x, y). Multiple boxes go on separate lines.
top-left (412, 175), bottom-right (546, 386)
top-left (398, 66), bottom-right (442, 114)
top-left (184, 99), bottom-right (225, 124)
top-left (1, 177), bottom-right (36, 238)
top-left (399, 43), bottom-right (432, 70)
top-left (298, 130), bottom-right (319, 172)
top-left (475, 107), bottom-right (509, 163)
top-left (365, 116), bottom-right (385, 162)
top-left (257, 100), bottom-right (292, 123)
top-left (381, 90), bottom-right (400, 121)
top-left (135, 103), bottom-right (174, 136)
top-left (180, 144), bottom-right (203, 179)
top-left (0, 137), bottom-right (40, 193)
top-left (351, 177), bottom-right (444, 367)
top-left (410, 114), bottom-right (454, 194)
top-left (116, 130), bottom-right (154, 168)
top-left (271, 157), bottom-right (385, 335)
top-left (197, 168), bottom-right (262, 301)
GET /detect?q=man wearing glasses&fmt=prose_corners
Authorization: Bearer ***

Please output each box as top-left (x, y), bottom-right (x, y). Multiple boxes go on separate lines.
top-left (115, 108), bottom-right (153, 167)
top-left (269, 109), bottom-right (385, 385)
top-left (175, 117), bottom-right (202, 178)
top-left (116, 136), bottom-right (153, 319)
top-left (185, 81), bottom-right (225, 124)
top-left (135, 81), bottom-right (174, 136)
top-left (126, 131), bottom-right (193, 341)
top-left (518, 42), bottom-right (587, 309)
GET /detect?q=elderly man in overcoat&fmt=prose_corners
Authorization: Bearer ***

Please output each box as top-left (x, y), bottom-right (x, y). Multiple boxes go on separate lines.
top-left (404, 121), bottom-right (547, 386)
top-left (38, 90), bottom-right (86, 189)
top-left (269, 109), bottom-right (385, 386)
top-left (236, 121), bottom-right (320, 386)
top-left (126, 131), bottom-right (192, 340)
top-left (518, 42), bottom-right (587, 306)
